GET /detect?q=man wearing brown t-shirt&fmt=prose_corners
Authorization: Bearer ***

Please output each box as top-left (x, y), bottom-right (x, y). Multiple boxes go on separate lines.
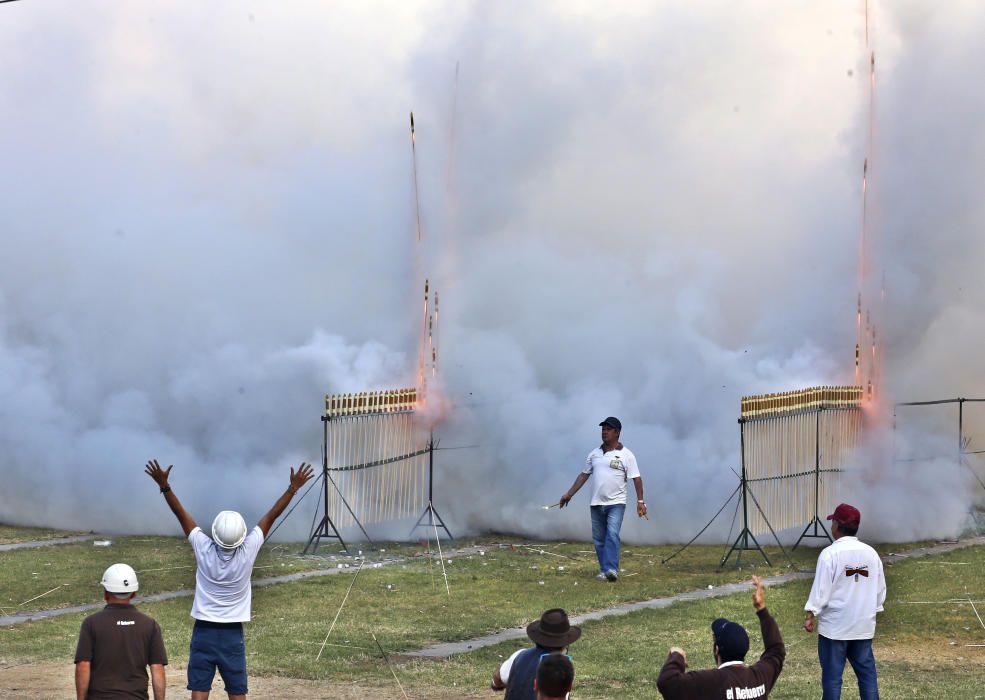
top-left (657, 576), bottom-right (785, 699)
top-left (75, 563), bottom-right (168, 700)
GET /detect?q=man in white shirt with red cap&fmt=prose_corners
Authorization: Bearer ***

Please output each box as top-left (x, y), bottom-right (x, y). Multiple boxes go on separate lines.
top-left (145, 458), bottom-right (313, 700)
top-left (803, 503), bottom-right (886, 700)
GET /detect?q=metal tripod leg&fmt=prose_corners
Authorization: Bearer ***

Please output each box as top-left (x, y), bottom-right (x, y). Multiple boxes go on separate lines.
top-left (303, 515), bottom-right (348, 555)
top-left (411, 502), bottom-right (453, 540)
top-left (794, 516), bottom-right (832, 549)
top-left (720, 528), bottom-right (770, 568)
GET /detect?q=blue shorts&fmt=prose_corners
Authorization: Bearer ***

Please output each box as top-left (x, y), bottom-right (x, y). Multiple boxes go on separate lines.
top-left (188, 620), bottom-right (248, 695)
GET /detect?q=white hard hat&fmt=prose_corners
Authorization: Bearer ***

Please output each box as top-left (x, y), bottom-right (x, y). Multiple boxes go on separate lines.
top-left (211, 510), bottom-right (248, 549)
top-left (101, 563), bottom-right (139, 593)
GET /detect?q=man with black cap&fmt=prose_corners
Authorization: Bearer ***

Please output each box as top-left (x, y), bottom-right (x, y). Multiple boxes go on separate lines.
top-left (804, 503), bottom-right (885, 700)
top-left (490, 608), bottom-right (581, 700)
top-left (559, 416), bottom-right (647, 581)
top-left (657, 576), bottom-right (785, 699)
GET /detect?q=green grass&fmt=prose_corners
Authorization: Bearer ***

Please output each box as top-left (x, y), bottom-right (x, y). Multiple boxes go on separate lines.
top-left (0, 534), bottom-right (832, 620)
top-left (2, 536), bottom-right (981, 698)
top-left (0, 537), bottom-right (328, 613)
top-left (412, 543), bottom-right (985, 699)
top-left (0, 524), bottom-right (84, 545)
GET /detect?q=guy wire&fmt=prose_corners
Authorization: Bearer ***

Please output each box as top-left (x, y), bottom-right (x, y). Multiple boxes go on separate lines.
top-left (316, 558), bottom-right (366, 662)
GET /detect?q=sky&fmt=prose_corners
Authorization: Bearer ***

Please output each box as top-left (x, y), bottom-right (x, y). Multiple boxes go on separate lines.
top-left (2, 1), bottom-right (984, 543)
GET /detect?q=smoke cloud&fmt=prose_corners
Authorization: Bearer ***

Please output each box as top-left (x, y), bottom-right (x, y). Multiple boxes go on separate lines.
top-left (1, 2), bottom-right (982, 543)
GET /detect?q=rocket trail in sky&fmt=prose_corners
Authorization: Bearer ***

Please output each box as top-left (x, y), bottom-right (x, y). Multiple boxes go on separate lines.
top-left (410, 111), bottom-right (423, 242)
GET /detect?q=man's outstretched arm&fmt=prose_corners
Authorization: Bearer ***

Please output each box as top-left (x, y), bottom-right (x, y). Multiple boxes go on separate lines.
top-left (145, 460), bottom-right (197, 536)
top-left (258, 463), bottom-right (315, 538)
top-left (559, 472), bottom-right (590, 507)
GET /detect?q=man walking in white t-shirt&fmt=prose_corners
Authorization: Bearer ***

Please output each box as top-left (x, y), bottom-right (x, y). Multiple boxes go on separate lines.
top-left (803, 503), bottom-right (886, 700)
top-left (145, 459), bottom-right (313, 699)
top-left (559, 417), bottom-right (647, 581)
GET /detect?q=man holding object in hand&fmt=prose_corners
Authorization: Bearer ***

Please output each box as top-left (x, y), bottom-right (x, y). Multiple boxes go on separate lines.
top-left (559, 417), bottom-right (647, 582)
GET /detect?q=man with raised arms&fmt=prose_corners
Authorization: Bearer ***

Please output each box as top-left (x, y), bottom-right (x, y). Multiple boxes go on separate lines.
top-left (145, 459), bottom-right (313, 699)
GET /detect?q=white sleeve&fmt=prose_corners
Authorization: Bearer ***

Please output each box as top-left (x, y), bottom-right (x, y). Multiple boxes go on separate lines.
top-left (804, 551), bottom-right (834, 615)
top-left (625, 451), bottom-right (640, 480)
top-left (582, 452), bottom-right (594, 475)
top-left (875, 555), bottom-right (886, 612)
top-left (188, 527), bottom-right (209, 561)
top-left (499, 649), bottom-right (525, 683)
top-left (243, 526), bottom-right (265, 564)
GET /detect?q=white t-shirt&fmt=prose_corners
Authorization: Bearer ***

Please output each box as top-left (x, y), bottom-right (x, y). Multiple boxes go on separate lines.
top-left (804, 536), bottom-right (886, 640)
top-left (582, 446), bottom-right (640, 506)
top-left (188, 525), bottom-right (264, 623)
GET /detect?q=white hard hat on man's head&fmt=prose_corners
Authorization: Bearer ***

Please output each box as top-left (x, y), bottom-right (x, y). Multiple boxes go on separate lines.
top-left (212, 510), bottom-right (248, 549)
top-left (101, 563), bottom-right (139, 593)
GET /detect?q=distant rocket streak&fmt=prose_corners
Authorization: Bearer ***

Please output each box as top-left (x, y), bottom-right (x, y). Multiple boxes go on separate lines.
top-left (410, 111), bottom-right (422, 241)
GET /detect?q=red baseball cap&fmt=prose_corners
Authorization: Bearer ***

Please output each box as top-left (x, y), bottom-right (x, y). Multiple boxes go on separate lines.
top-left (826, 503), bottom-right (861, 526)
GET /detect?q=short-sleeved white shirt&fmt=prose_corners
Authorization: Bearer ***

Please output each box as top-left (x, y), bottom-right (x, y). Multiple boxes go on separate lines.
top-left (188, 525), bottom-right (264, 623)
top-left (582, 446), bottom-right (640, 506)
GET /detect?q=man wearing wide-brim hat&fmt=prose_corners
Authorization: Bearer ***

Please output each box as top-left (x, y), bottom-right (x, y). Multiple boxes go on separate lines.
top-left (491, 608), bottom-right (581, 700)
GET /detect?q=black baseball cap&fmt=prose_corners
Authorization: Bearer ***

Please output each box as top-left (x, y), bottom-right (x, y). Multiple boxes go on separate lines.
top-left (599, 417), bottom-right (622, 431)
top-left (711, 618), bottom-right (750, 662)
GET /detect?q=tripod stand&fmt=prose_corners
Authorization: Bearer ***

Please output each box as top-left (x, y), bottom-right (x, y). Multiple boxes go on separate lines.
top-left (411, 432), bottom-right (453, 539)
top-left (303, 415), bottom-right (372, 554)
top-left (663, 419), bottom-right (790, 568)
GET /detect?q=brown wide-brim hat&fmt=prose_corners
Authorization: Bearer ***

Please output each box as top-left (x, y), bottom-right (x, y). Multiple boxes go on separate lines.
top-left (526, 608), bottom-right (582, 648)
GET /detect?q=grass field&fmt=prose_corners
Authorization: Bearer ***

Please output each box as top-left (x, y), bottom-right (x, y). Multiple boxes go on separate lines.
top-left (1, 524), bottom-right (983, 698)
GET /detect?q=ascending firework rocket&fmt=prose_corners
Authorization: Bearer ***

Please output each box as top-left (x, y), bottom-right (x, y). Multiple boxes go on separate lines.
top-left (410, 111), bottom-right (423, 242)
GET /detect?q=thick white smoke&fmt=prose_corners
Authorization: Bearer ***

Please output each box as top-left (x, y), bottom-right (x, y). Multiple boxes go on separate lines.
top-left (1, 2), bottom-right (982, 542)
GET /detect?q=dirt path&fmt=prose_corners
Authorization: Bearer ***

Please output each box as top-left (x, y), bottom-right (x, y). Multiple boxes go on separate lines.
top-left (0, 661), bottom-right (480, 699)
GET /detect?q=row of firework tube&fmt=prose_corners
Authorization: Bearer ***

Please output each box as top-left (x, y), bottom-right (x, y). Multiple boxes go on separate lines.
top-left (325, 388), bottom-right (418, 418)
top-left (740, 385), bottom-right (863, 419)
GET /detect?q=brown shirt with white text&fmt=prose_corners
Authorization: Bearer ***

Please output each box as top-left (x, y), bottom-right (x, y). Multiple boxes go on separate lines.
top-left (75, 603), bottom-right (168, 699)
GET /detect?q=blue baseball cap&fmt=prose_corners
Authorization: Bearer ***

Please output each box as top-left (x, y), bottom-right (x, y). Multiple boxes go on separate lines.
top-left (711, 618), bottom-right (750, 662)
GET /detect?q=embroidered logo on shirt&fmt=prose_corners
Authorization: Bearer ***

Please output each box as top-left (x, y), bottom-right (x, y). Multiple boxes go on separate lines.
top-left (608, 456), bottom-right (627, 482)
top-left (845, 565), bottom-right (869, 581)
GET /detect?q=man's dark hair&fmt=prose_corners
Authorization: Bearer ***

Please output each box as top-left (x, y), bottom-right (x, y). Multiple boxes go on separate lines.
top-left (537, 654), bottom-right (574, 697)
top-left (837, 520), bottom-right (859, 537)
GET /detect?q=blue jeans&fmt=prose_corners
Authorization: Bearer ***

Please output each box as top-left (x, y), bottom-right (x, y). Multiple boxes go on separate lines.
top-left (590, 504), bottom-right (625, 574)
top-left (818, 635), bottom-right (879, 700)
